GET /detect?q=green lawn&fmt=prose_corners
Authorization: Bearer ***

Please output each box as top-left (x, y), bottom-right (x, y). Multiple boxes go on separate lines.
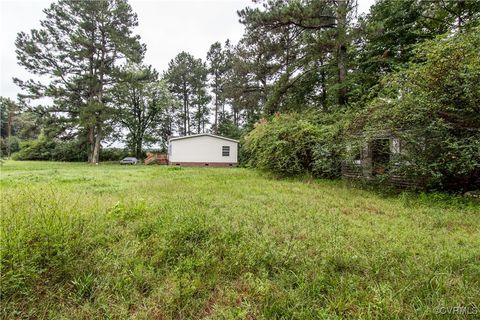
top-left (1, 161), bottom-right (479, 319)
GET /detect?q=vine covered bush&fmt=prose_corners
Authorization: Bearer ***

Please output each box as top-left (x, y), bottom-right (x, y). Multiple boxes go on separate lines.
top-left (348, 27), bottom-right (480, 191)
top-left (242, 111), bottom-right (346, 178)
top-left (12, 137), bottom-right (88, 162)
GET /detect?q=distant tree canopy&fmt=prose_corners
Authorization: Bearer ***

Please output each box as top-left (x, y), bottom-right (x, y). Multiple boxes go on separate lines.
top-left (113, 64), bottom-right (177, 158)
top-left (163, 52), bottom-right (210, 136)
top-left (7, 0), bottom-right (480, 190)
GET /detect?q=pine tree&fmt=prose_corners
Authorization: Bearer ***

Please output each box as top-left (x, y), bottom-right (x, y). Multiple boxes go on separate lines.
top-left (0, 97), bottom-right (21, 158)
top-left (15, 0), bottom-right (145, 163)
top-left (206, 41), bottom-right (230, 133)
top-left (164, 52), bottom-right (209, 136)
top-left (237, 0), bottom-right (357, 108)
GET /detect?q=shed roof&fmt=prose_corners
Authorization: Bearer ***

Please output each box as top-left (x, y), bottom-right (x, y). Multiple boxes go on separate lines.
top-left (169, 133), bottom-right (239, 143)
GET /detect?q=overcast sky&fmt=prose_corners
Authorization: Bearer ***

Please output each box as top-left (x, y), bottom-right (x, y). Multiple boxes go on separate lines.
top-left (0, 0), bottom-right (375, 101)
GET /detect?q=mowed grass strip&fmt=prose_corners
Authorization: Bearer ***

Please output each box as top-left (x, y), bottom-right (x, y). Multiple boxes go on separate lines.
top-left (1, 161), bottom-right (479, 319)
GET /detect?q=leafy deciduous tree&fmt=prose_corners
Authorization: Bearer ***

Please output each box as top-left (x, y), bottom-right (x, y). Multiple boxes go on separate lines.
top-left (113, 64), bottom-right (177, 158)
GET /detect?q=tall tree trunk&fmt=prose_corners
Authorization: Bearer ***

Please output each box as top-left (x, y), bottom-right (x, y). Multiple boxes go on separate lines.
top-left (336, 0), bottom-right (348, 106)
top-left (233, 108), bottom-right (238, 127)
top-left (87, 25), bottom-right (96, 163)
top-left (6, 111), bottom-right (13, 159)
top-left (186, 100), bottom-right (190, 135)
top-left (197, 103), bottom-right (201, 134)
top-left (260, 78), bottom-right (267, 107)
top-left (135, 135), bottom-right (142, 160)
top-left (92, 123), bottom-right (102, 164)
top-left (182, 80), bottom-right (188, 136)
top-left (320, 59), bottom-right (327, 110)
top-left (87, 126), bottom-right (94, 163)
top-left (457, 0), bottom-right (464, 32)
top-left (214, 80), bottom-right (218, 134)
top-left (183, 98), bottom-right (187, 135)
top-left (91, 26), bottom-right (106, 164)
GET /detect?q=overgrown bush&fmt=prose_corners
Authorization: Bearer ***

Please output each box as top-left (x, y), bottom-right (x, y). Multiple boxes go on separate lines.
top-left (12, 136), bottom-right (134, 162)
top-left (12, 136), bottom-right (87, 162)
top-left (242, 111), bottom-right (346, 177)
top-left (51, 140), bottom-right (88, 161)
top-left (99, 148), bottom-right (132, 161)
top-left (0, 136), bottom-right (21, 157)
top-left (349, 27), bottom-right (480, 191)
top-left (12, 137), bottom-right (57, 161)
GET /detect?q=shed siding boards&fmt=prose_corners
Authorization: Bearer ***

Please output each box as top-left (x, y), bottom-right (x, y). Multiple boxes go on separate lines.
top-left (169, 134), bottom-right (238, 166)
top-left (341, 135), bottom-right (416, 188)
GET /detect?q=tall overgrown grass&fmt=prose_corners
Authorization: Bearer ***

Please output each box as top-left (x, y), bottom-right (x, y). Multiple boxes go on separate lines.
top-left (1, 161), bottom-right (479, 319)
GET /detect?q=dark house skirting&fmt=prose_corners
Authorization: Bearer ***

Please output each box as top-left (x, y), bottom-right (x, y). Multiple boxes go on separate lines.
top-left (170, 162), bottom-right (237, 167)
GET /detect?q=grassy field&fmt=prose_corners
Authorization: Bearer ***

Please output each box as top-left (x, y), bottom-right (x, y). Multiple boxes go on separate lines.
top-left (0, 161), bottom-right (479, 319)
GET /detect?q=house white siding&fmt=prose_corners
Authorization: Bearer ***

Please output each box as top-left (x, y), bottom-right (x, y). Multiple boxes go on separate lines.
top-left (169, 134), bottom-right (238, 165)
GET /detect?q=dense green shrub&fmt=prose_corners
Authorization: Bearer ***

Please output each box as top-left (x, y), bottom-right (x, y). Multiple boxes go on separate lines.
top-left (51, 140), bottom-right (88, 162)
top-left (310, 113), bottom-right (349, 178)
top-left (11, 136), bottom-right (134, 162)
top-left (99, 148), bottom-right (132, 161)
top-left (12, 136), bottom-right (87, 162)
top-left (12, 137), bottom-right (57, 161)
top-left (0, 136), bottom-right (21, 157)
top-left (242, 111), bottom-right (346, 177)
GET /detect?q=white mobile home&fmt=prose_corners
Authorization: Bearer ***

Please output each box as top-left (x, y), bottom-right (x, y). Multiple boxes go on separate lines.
top-left (168, 133), bottom-right (238, 166)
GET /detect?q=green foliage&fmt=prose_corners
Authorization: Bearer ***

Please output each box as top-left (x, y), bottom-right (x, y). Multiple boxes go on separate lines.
top-left (207, 41), bottom-right (231, 133)
top-left (99, 148), bottom-right (132, 162)
top-left (11, 137), bottom-right (135, 162)
top-left (243, 113), bottom-right (319, 176)
top-left (1, 162), bottom-right (479, 318)
top-left (0, 97), bottom-right (18, 138)
top-left (12, 138), bottom-right (56, 161)
top-left (353, 0), bottom-right (480, 100)
top-left (0, 136), bottom-right (21, 157)
top-left (15, 0), bottom-right (145, 163)
top-left (51, 140), bottom-right (89, 162)
top-left (12, 136), bottom-right (87, 162)
top-left (10, 0), bottom-right (480, 163)
top-left (350, 27), bottom-right (480, 191)
top-left (164, 52), bottom-right (210, 136)
top-left (113, 64), bottom-right (177, 158)
top-left (243, 111), bottom-right (346, 177)
top-left (216, 113), bottom-right (244, 140)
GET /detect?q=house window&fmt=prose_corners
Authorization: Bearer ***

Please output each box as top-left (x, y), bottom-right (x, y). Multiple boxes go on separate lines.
top-left (222, 146), bottom-right (230, 157)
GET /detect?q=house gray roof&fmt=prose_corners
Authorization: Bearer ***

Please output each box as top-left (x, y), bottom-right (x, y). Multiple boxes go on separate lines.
top-left (169, 133), bottom-right (239, 143)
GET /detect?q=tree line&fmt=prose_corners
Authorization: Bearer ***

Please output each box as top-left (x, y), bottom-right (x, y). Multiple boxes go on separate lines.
top-left (1, 0), bottom-right (479, 190)
top-left (1, 0), bottom-right (239, 162)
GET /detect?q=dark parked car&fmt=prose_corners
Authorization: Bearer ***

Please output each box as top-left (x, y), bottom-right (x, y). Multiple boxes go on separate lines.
top-left (120, 157), bottom-right (138, 165)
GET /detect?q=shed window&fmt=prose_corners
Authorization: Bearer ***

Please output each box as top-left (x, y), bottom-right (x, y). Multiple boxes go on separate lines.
top-left (391, 138), bottom-right (401, 154)
top-left (222, 146), bottom-right (230, 157)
